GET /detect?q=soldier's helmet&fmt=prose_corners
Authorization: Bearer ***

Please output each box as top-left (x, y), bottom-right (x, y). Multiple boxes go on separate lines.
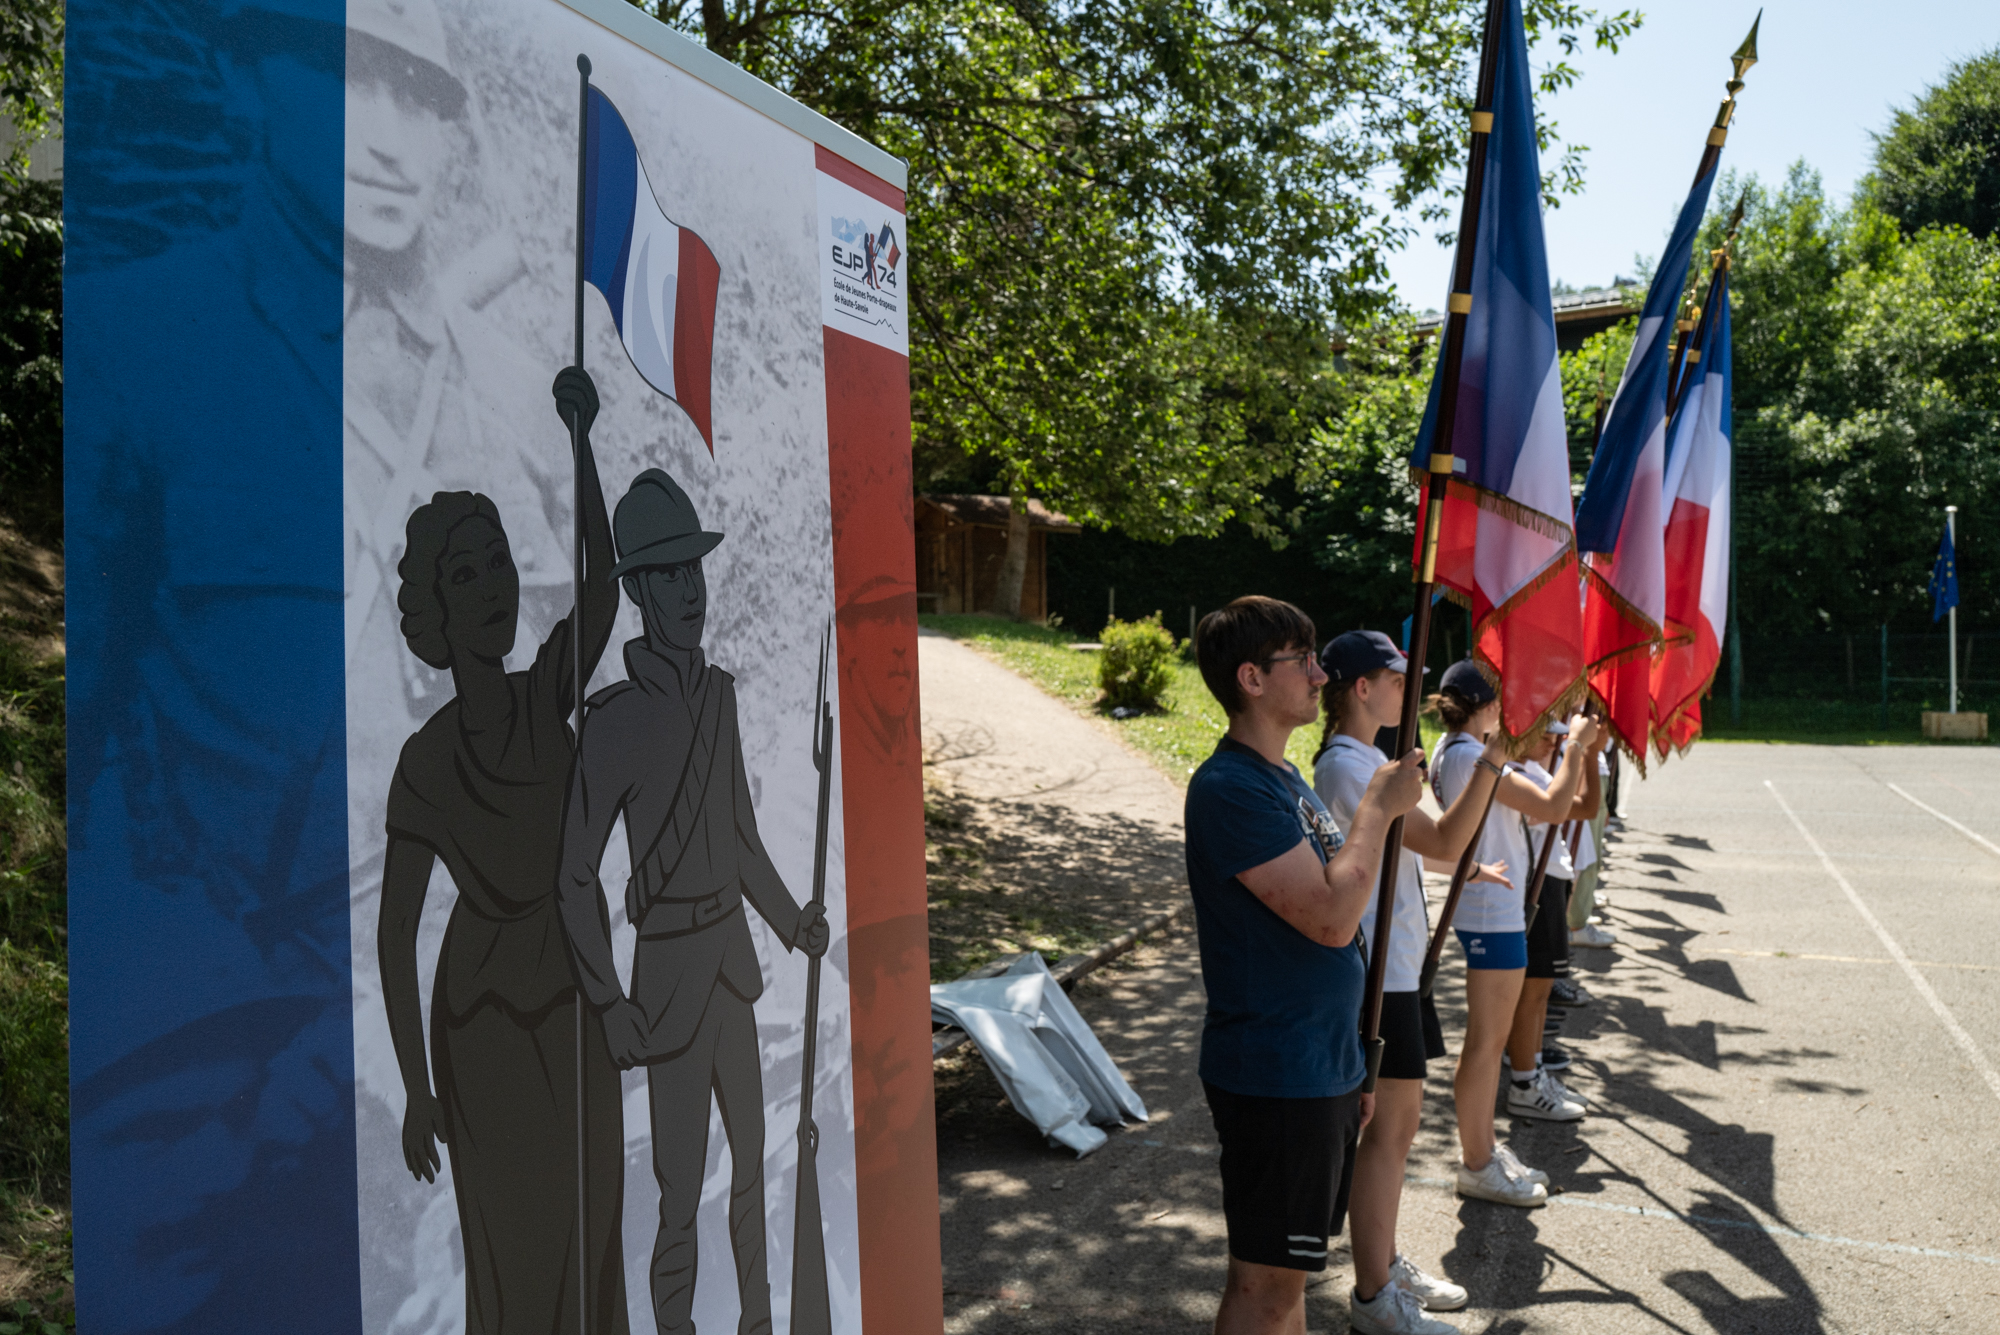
top-left (610, 469), bottom-right (727, 579)
top-left (348, 0), bottom-right (468, 120)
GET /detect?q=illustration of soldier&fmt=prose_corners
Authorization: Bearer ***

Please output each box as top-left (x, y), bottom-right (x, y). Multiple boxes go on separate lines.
top-left (376, 368), bottom-right (629, 1334)
top-left (342, 0), bottom-right (567, 715)
top-left (555, 468), bottom-right (832, 1335)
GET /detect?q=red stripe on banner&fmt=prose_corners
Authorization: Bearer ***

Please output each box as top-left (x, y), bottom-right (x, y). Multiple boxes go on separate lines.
top-left (823, 324), bottom-right (941, 1333)
top-left (1651, 499), bottom-right (1715, 748)
top-left (815, 144), bottom-right (906, 211)
top-left (676, 227), bottom-right (720, 454)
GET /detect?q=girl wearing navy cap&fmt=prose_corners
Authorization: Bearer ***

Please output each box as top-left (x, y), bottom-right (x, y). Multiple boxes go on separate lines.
top-left (1313, 631), bottom-right (1511, 1333)
top-left (1427, 662), bottom-right (1598, 1209)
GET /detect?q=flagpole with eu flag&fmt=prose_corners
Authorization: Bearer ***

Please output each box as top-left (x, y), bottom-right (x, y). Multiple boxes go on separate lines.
top-left (1934, 508), bottom-right (1961, 713)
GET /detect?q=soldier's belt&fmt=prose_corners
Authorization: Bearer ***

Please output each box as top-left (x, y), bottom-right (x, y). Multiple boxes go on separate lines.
top-left (636, 888), bottom-right (739, 939)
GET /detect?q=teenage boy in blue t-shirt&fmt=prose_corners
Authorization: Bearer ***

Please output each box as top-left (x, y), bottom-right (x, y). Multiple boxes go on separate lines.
top-left (1186, 596), bottom-right (1424, 1335)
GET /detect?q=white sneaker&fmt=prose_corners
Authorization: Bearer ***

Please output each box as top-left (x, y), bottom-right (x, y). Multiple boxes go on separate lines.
top-left (1570, 923), bottom-right (1617, 948)
top-left (1389, 1254), bottom-right (1468, 1311)
top-left (1350, 1280), bottom-right (1459, 1334)
top-left (1455, 1155), bottom-right (1548, 1208)
top-left (1507, 1071), bottom-right (1585, 1122)
top-left (1540, 1068), bottom-right (1589, 1106)
top-left (1490, 1142), bottom-right (1549, 1188)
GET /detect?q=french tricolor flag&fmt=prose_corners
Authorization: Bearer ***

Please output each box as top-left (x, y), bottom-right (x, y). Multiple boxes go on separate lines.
top-left (582, 84), bottom-right (721, 451)
top-left (1407, 0), bottom-right (1584, 744)
top-left (1574, 163), bottom-right (1718, 764)
top-left (1651, 267), bottom-right (1733, 757)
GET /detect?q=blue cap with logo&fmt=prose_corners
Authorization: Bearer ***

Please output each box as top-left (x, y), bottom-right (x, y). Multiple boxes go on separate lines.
top-left (1319, 630), bottom-right (1410, 682)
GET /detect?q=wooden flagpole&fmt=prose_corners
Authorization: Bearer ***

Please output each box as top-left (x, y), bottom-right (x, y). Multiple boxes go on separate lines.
top-left (1359, 0), bottom-right (1509, 1091)
top-left (1666, 15), bottom-right (1758, 407)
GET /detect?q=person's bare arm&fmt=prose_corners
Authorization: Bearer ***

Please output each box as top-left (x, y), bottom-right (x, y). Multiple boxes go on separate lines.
top-left (1567, 741), bottom-right (1603, 822)
top-left (1402, 732), bottom-right (1510, 861)
top-left (1494, 716), bottom-right (1599, 821)
top-left (1237, 753), bottom-right (1424, 946)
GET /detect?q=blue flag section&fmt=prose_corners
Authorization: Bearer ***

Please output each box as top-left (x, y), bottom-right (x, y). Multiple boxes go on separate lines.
top-left (1402, 0), bottom-right (1584, 742)
top-left (65, 0), bottom-right (361, 1329)
top-left (1933, 522), bottom-right (1960, 622)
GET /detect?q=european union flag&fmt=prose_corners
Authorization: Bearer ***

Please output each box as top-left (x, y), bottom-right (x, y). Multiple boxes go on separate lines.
top-left (1931, 520), bottom-right (1960, 622)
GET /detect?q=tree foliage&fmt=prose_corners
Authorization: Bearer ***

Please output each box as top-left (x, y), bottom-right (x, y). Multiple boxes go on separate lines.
top-left (1713, 166), bottom-right (2000, 633)
top-left (632, 0), bottom-right (1639, 542)
top-left (1866, 45), bottom-right (2000, 241)
top-left (0, 0), bottom-right (59, 485)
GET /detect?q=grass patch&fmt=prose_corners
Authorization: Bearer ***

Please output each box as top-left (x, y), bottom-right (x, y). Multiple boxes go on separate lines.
top-left (0, 496), bottom-right (70, 1327)
top-left (922, 613), bottom-right (1441, 783)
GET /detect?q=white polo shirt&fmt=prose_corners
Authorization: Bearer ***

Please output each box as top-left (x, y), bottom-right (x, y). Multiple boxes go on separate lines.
top-left (1430, 731), bottom-right (1526, 933)
top-left (1313, 734), bottom-right (1430, 993)
top-left (1519, 759), bottom-right (1577, 881)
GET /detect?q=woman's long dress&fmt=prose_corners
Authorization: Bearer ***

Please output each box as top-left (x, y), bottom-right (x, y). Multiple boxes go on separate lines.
top-left (387, 616), bottom-right (628, 1334)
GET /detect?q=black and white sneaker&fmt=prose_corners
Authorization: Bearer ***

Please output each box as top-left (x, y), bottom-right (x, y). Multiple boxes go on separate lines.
top-left (1541, 1041), bottom-right (1572, 1071)
top-left (1550, 979), bottom-right (1592, 1008)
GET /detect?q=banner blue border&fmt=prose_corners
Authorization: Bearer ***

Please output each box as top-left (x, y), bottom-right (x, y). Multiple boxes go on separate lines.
top-left (65, 0), bottom-right (360, 1328)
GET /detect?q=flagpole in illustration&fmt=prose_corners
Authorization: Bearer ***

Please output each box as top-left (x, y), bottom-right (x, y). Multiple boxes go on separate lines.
top-left (570, 51), bottom-right (593, 1335)
top-left (791, 626), bottom-right (836, 1335)
top-left (1359, 0), bottom-right (1509, 1090)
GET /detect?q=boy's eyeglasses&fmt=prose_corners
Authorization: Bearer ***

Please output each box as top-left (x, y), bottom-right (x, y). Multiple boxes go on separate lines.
top-left (1261, 652), bottom-right (1315, 672)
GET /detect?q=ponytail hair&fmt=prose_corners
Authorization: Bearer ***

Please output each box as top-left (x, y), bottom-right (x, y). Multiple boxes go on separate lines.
top-left (1424, 688), bottom-right (1482, 733)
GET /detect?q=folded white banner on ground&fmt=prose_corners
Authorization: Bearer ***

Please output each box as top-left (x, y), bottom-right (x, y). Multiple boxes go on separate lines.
top-left (931, 954), bottom-right (1147, 1157)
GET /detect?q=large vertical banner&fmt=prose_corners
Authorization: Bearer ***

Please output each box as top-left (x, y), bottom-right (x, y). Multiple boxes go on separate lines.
top-left (64, 0), bottom-right (939, 1329)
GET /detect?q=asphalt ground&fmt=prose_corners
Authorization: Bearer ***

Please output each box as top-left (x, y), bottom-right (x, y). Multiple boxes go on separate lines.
top-left (933, 743), bottom-right (2000, 1333)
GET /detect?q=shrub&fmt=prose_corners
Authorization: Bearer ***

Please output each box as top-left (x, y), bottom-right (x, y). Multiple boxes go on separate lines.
top-left (0, 942), bottom-right (66, 1189)
top-left (1098, 613), bottom-right (1176, 710)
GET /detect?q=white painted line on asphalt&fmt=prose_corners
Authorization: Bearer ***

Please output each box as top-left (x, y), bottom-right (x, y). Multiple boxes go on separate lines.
top-left (1673, 945), bottom-right (1999, 972)
top-left (1884, 782), bottom-right (2000, 861)
top-left (1766, 780), bottom-right (2000, 1108)
top-left (1407, 1176), bottom-right (2000, 1266)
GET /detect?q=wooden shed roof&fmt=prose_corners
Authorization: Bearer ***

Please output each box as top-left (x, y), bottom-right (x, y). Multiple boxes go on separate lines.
top-left (917, 494), bottom-right (1082, 533)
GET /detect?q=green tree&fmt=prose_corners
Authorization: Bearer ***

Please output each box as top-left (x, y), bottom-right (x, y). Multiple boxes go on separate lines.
top-left (1866, 46), bottom-right (2000, 241)
top-left (632, 0), bottom-right (1640, 615)
top-left (0, 0), bottom-right (61, 487)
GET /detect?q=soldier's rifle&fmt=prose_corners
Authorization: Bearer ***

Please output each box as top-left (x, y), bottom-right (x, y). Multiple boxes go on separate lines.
top-left (791, 624), bottom-right (835, 1335)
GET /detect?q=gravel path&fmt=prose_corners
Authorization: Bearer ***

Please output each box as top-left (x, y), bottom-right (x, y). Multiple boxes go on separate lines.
top-left (918, 630), bottom-right (1188, 980)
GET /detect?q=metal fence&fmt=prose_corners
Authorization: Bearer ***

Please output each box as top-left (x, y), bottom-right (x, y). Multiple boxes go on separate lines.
top-left (1724, 627), bottom-right (2000, 721)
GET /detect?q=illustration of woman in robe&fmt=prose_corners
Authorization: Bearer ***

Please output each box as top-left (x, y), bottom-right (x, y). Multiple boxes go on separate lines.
top-left (376, 366), bottom-right (627, 1333)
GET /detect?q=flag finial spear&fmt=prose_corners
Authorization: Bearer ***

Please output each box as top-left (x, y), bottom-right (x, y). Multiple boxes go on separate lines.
top-left (1730, 13), bottom-right (1761, 93)
top-left (1712, 12), bottom-right (1761, 139)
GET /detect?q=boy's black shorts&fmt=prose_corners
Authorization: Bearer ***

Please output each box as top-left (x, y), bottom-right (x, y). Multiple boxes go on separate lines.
top-left (1377, 989), bottom-right (1448, 1080)
top-left (1202, 1080), bottom-right (1363, 1271)
top-left (1526, 877), bottom-right (1572, 979)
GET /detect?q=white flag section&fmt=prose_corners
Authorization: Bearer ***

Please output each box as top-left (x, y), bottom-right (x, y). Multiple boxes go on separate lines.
top-left (1653, 271), bottom-right (1734, 756)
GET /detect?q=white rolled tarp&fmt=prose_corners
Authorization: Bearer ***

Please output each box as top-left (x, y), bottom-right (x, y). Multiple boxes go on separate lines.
top-left (930, 953), bottom-right (1148, 1157)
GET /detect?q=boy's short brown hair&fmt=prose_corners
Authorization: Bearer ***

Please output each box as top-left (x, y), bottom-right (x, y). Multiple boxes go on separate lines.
top-left (1196, 596), bottom-right (1317, 715)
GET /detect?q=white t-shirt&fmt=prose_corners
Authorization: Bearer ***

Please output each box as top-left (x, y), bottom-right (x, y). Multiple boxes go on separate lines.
top-left (1430, 731), bottom-right (1525, 933)
top-left (1314, 735), bottom-right (1429, 993)
top-left (1519, 759), bottom-right (1576, 882)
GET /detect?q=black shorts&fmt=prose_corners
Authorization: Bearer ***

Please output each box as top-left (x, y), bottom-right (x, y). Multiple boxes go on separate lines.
top-left (1377, 989), bottom-right (1448, 1080)
top-left (1526, 877), bottom-right (1571, 979)
top-left (1203, 1081), bottom-right (1363, 1271)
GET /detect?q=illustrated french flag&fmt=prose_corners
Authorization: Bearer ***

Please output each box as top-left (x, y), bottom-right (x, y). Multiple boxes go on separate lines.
top-left (1573, 163), bottom-right (1718, 763)
top-left (1651, 268), bottom-right (1733, 757)
top-left (1407, 0), bottom-right (1583, 744)
top-left (582, 84), bottom-right (721, 452)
